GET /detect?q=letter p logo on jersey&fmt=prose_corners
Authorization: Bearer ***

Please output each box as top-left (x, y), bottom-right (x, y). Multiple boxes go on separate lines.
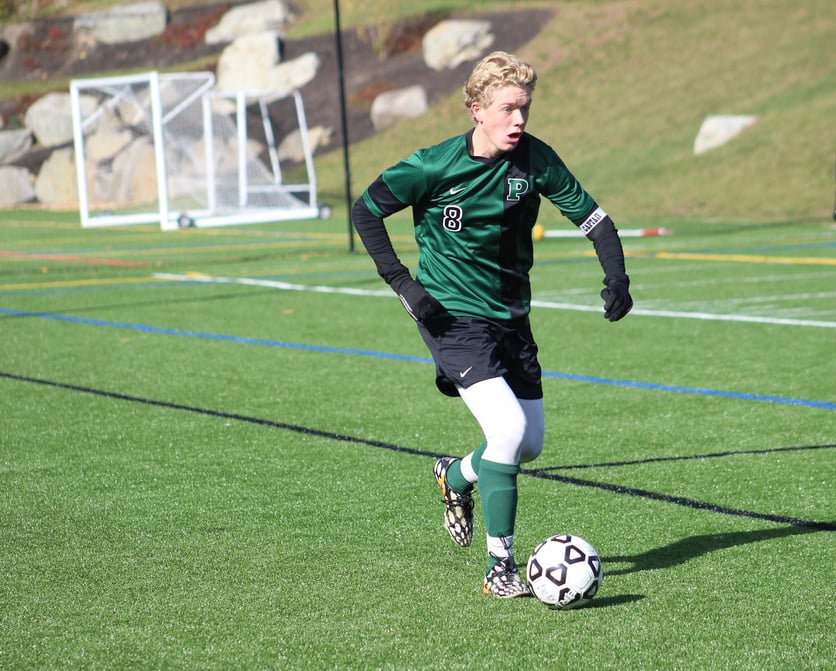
top-left (506, 178), bottom-right (529, 201)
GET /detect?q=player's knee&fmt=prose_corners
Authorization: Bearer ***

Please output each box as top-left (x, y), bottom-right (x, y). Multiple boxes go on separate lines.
top-left (520, 439), bottom-right (543, 463)
top-left (519, 425), bottom-right (544, 462)
top-left (519, 407), bottom-right (544, 463)
top-left (482, 412), bottom-right (527, 464)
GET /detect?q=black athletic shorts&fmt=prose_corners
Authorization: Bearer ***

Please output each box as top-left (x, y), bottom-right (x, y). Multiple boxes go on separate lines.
top-left (416, 314), bottom-right (543, 400)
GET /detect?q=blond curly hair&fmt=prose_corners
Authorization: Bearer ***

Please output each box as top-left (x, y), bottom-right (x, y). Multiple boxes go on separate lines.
top-left (463, 51), bottom-right (538, 115)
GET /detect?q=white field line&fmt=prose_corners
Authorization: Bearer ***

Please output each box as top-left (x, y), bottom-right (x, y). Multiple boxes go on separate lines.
top-left (635, 267), bottom-right (836, 287)
top-left (155, 273), bottom-right (836, 329)
top-left (155, 272), bottom-right (391, 297)
top-left (532, 300), bottom-right (836, 328)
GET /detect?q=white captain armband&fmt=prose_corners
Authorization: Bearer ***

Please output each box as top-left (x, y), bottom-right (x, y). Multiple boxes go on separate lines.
top-left (577, 206), bottom-right (607, 235)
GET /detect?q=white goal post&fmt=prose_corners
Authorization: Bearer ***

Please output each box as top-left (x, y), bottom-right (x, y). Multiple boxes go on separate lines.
top-left (70, 71), bottom-right (321, 231)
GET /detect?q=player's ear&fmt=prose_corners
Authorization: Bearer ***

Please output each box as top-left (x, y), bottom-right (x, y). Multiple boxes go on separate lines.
top-left (470, 102), bottom-right (482, 123)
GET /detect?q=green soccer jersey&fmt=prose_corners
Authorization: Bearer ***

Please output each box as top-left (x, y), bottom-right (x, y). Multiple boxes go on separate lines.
top-left (361, 130), bottom-right (596, 321)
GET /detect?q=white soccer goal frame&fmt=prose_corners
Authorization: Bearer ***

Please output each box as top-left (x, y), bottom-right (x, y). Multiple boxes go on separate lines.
top-left (70, 71), bottom-right (320, 231)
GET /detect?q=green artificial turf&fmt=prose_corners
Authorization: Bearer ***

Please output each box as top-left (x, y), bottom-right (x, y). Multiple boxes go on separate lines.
top-left (1, 212), bottom-right (833, 670)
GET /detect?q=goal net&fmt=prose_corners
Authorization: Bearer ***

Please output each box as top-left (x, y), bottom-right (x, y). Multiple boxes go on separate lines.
top-left (70, 71), bottom-right (320, 231)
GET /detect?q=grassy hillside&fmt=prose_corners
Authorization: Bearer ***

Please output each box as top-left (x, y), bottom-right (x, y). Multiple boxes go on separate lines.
top-left (5, 0), bottom-right (835, 225)
top-left (309, 0), bottom-right (836, 226)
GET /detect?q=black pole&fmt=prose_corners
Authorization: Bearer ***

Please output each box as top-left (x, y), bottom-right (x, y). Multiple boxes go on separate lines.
top-left (333, 0), bottom-right (355, 251)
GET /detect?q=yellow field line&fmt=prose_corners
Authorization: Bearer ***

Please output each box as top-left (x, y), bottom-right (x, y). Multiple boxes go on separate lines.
top-left (0, 277), bottom-right (165, 291)
top-left (2, 237), bottom-right (346, 259)
top-left (652, 252), bottom-right (836, 265)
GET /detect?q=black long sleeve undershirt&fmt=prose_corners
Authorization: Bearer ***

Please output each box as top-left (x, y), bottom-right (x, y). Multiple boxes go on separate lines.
top-left (351, 183), bottom-right (412, 294)
top-left (581, 214), bottom-right (629, 286)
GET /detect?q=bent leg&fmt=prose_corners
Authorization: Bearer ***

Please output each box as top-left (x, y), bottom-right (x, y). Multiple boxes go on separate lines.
top-left (457, 378), bottom-right (528, 559)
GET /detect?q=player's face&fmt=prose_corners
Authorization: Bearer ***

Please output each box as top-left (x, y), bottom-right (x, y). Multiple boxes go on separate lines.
top-left (470, 85), bottom-right (531, 159)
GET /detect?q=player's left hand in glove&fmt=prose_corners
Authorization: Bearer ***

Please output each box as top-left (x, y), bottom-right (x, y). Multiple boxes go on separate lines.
top-left (601, 277), bottom-right (633, 322)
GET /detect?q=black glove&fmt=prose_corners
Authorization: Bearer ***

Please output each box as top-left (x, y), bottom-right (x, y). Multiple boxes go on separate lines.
top-left (600, 278), bottom-right (633, 322)
top-left (396, 278), bottom-right (446, 322)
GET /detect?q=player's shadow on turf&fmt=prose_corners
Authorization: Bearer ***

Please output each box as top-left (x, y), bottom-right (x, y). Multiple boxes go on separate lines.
top-left (603, 525), bottom-right (827, 576)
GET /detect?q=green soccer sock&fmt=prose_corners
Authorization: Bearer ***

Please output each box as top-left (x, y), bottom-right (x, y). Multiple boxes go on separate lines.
top-left (444, 457), bottom-right (472, 494)
top-left (478, 459), bottom-right (519, 545)
top-left (445, 441), bottom-right (487, 493)
top-left (470, 440), bottom-right (487, 476)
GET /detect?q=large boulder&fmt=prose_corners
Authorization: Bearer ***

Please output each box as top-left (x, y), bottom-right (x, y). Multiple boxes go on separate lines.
top-left (694, 115), bottom-right (758, 155)
top-left (24, 92), bottom-right (75, 148)
top-left (34, 148), bottom-right (78, 208)
top-left (0, 166), bottom-right (35, 206)
top-left (23, 92), bottom-right (97, 148)
top-left (277, 125), bottom-right (332, 162)
top-left (215, 33), bottom-right (319, 96)
top-left (0, 128), bottom-right (33, 163)
top-left (205, 0), bottom-right (292, 45)
top-left (73, 1), bottom-right (167, 45)
top-left (90, 136), bottom-right (158, 207)
top-left (84, 129), bottom-right (134, 163)
top-left (215, 31), bottom-right (282, 92)
top-left (422, 19), bottom-right (494, 71)
top-left (264, 52), bottom-right (320, 97)
top-left (370, 85), bottom-right (428, 130)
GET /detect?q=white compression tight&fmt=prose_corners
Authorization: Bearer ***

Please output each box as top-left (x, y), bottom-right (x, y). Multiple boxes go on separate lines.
top-left (457, 376), bottom-right (545, 478)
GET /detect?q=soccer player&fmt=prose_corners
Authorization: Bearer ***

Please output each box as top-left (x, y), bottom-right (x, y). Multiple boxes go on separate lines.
top-left (351, 51), bottom-right (632, 598)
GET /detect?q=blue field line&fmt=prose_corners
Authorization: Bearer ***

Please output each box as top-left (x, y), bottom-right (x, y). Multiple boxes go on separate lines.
top-left (0, 307), bottom-right (430, 364)
top-left (3, 306), bottom-right (834, 410)
top-left (541, 371), bottom-right (835, 409)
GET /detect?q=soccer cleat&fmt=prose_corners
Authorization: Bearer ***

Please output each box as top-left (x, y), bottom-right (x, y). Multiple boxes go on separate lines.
top-left (483, 556), bottom-right (531, 598)
top-left (433, 457), bottom-right (474, 547)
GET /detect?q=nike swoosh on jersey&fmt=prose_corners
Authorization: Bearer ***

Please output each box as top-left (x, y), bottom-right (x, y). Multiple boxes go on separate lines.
top-left (449, 186), bottom-right (466, 195)
top-left (459, 366), bottom-right (473, 377)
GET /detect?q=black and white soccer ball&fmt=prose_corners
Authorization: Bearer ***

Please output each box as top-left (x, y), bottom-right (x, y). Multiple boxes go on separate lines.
top-left (526, 534), bottom-right (603, 609)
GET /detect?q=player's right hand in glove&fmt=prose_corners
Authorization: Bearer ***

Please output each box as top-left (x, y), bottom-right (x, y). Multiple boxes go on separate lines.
top-left (397, 278), bottom-right (446, 323)
top-left (601, 277), bottom-right (633, 322)
top-left (397, 278), bottom-right (446, 322)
